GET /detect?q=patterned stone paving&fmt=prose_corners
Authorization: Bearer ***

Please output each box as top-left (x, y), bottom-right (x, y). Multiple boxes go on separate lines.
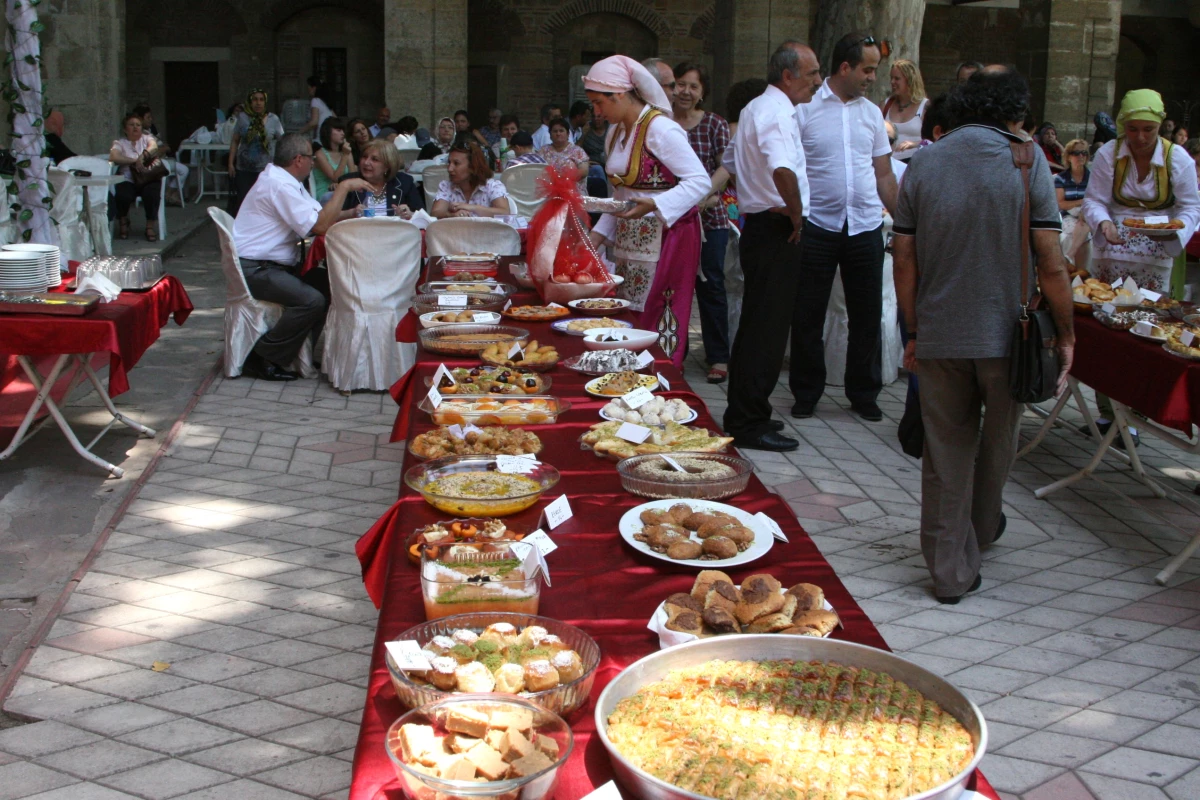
top-left (0, 297), bottom-right (1198, 799)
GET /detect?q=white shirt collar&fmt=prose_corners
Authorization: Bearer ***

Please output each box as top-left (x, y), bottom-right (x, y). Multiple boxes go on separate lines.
top-left (1117, 137), bottom-right (1165, 167)
top-left (763, 83), bottom-right (792, 110)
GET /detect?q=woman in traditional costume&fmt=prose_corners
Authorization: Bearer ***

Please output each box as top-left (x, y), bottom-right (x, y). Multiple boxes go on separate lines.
top-left (1082, 89), bottom-right (1200, 297)
top-left (584, 55), bottom-right (710, 368)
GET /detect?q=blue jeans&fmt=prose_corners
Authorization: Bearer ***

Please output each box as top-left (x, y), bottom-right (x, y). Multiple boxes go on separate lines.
top-left (586, 164), bottom-right (608, 198)
top-left (695, 227), bottom-right (731, 364)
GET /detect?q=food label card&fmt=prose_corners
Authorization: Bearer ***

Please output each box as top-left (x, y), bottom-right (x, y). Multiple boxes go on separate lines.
top-left (754, 512), bottom-right (789, 543)
top-left (384, 640), bottom-right (431, 671)
top-left (512, 540), bottom-right (552, 586)
top-left (425, 385), bottom-right (443, 409)
top-left (504, 298), bottom-right (513, 311)
top-left (635, 350), bottom-right (654, 369)
top-left (496, 454), bottom-right (539, 474)
top-left (541, 494), bottom-right (573, 530)
top-left (447, 424), bottom-right (465, 440)
top-left (463, 423), bottom-right (484, 436)
top-left (1184, 331), bottom-right (1196, 347)
top-left (1145, 215), bottom-right (1170, 225)
top-left (581, 782), bottom-right (624, 800)
top-left (432, 363), bottom-right (455, 388)
top-left (1143, 289), bottom-right (1163, 302)
top-left (657, 372), bottom-right (671, 391)
top-left (521, 529), bottom-right (558, 557)
top-left (492, 285), bottom-right (506, 294)
top-left (622, 386), bottom-right (655, 410)
top-left (438, 294), bottom-right (468, 307)
top-left (616, 422), bottom-right (652, 443)
top-left (547, 302), bottom-right (566, 310)
top-left (472, 312), bottom-right (493, 322)
top-left (508, 341), bottom-right (525, 359)
top-left (1134, 321), bottom-right (1156, 337)
top-left (660, 455), bottom-right (687, 472)
top-left (1101, 302), bottom-right (1116, 315)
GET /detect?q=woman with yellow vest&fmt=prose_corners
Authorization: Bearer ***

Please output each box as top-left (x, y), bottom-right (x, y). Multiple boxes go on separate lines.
top-left (1082, 89), bottom-right (1200, 296)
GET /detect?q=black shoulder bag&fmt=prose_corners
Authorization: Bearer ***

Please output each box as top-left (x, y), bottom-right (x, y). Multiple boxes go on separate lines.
top-left (1008, 141), bottom-right (1060, 404)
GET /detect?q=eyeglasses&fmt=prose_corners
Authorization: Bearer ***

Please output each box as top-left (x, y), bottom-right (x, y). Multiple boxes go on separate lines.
top-left (1067, 150), bottom-right (1088, 157)
top-left (853, 35), bottom-right (878, 47)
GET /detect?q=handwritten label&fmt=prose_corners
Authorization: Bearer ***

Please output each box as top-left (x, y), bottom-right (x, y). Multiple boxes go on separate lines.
top-left (1133, 321), bottom-right (1157, 337)
top-left (1101, 302), bottom-right (1117, 315)
top-left (447, 424), bottom-right (465, 440)
top-left (547, 302), bottom-right (566, 310)
top-left (541, 494), bottom-right (573, 530)
top-left (503, 298), bottom-right (513, 311)
top-left (616, 422), bottom-right (652, 443)
top-left (438, 294), bottom-right (468, 307)
top-left (1142, 289), bottom-right (1163, 302)
top-left (495, 454), bottom-right (539, 473)
top-left (426, 385), bottom-right (443, 409)
top-left (472, 312), bottom-right (494, 322)
top-left (660, 455), bottom-right (687, 472)
top-left (384, 640), bottom-right (431, 671)
top-left (432, 363), bottom-right (455, 388)
top-left (754, 512), bottom-right (789, 543)
top-left (622, 386), bottom-right (655, 410)
top-left (657, 372), bottom-right (670, 391)
top-left (581, 782), bottom-right (624, 800)
top-left (521, 529), bottom-right (558, 557)
top-left (1183, 331), bottom-right (1196, 347)
top-left (511, 540), bottom-right (552, 586)
top-left (635, 350), bottom-right (655, 369)
top-left (1111, 281), bottom-right (1124, 291)
top-left (1145, 215), bottom-right (1170, 225)
top-left (508, 341), bottom-right (525, 359)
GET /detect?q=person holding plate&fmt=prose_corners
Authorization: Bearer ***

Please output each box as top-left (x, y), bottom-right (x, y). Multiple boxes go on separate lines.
top-left (1081, 89), bottom-right (1200, 296)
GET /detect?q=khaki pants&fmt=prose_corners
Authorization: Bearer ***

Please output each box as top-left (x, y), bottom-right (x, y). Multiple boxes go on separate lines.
top-left (918, 357), bottom-right (1022, 596)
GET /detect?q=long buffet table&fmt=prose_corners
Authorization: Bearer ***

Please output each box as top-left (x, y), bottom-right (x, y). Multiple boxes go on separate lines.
top-left (350, 261), bottom-right (999, 800)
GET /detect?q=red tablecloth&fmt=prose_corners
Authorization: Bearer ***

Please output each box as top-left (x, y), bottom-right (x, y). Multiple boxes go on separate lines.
top-left (1071, 314), bottom-right (1200, 432)
top-left (349, 261), bottom-right (999, 800)
top-left (0, 275), bottom-right (193, 430)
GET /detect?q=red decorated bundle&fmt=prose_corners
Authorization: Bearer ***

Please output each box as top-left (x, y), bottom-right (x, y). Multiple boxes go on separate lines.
top-left (526, 165), bottom-right (616, 302)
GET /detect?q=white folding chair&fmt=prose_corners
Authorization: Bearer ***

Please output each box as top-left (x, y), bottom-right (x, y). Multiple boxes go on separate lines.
top-left (500, 163), bottom-right (548, 218)
top-left (421, 164), bottom-right (449, 210)
top-left (0, 183), bottom-right (15, 246)
top-left (426, 218), bottom-right (522, 257)
top-left (47, 167), bottom-right (89, 262)
top-left (322, 217), bottom-right (423, 391)
top-left (207, 207), bottom-right (315, 378)
top-left (109, 163), bottom-right (168, 240)
top-left (307, 171), bottom-right (318, 198)
top-left (396, 148), bottom-right (421, 171)
top-left (59, 156), bottom-right (113, 256)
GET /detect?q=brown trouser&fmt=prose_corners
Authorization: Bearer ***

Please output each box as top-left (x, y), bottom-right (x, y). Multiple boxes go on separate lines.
top-left (918, 357), bottom-right (1022, 596)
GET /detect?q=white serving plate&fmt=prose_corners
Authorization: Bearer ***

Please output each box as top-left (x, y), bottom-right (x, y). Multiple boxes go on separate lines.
top-left (618, 499), bottom-right (774, 569)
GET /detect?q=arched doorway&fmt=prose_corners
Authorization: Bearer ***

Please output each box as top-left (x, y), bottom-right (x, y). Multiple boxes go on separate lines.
top-left (274, 6), bottom-right (385, 121)
top-left (1115, 33), bottom-right (1156, 113)
top-left (552, 13), bottom-right (658, 109)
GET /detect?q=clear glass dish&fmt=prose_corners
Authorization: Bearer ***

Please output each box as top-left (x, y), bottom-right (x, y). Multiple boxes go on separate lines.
top-left (404, 454), bottom-right (561, 517)
top-left (616, 452), bottom-right (754, 500)
top-left (418, 542), bottom-right (541, 620)
top-left (418, 395), bottom-right (570, 426)
top-left (413, 292), bottom-right (508, 316)
top-left (417, 324), bottom-right (529, 357)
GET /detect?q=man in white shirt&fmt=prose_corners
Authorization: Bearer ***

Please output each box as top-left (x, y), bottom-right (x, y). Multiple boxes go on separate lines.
top-left (234, 133), bottom-right (369, 380)
top-left (721, 40), bottom-right (822, 452)
top-left (369, 107), bottom-right (391, 138)
top-left (531, 104), bottom-right (561, 150)
top-left (792, 32), bottom-right (898, 422)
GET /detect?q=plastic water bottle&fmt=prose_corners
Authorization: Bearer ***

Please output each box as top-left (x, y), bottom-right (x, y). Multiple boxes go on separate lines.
top-left (363, 207), bottom-right (376, 218)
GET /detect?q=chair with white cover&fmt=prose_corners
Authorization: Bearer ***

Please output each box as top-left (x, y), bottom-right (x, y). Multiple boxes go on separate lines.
top-left (396, 148), bottom-right (421, 171)
top-left (500, 164), bottom-right (548, 218)
top-left (109, 163), bottom-right (168, 240)
top-left (0, 182), bottom-right (17, 246)
top-left (47, 167), bottom-right (91, 262)
top-left (426, 218), bottom-right (521, 257)
top-left (59, 155), bottom-right (113, 256)
top-left (207, 206), bottom-right (316, 378)
top-left (421, 164), bottom-right (449, 209)
top-left (322, 217), bottom-right (423, 391)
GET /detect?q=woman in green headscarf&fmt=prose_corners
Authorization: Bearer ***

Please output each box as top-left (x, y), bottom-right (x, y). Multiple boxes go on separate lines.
top-left (226, 89), bottom-right (285, 215)
top-left (1082, 88), bottom-right (1200, 295)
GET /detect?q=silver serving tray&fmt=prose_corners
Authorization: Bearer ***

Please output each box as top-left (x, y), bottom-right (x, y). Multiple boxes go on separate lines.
top-left (595, 635), bottom-right (988, 800)
top-left (67, 275), bottom-right (165, 293)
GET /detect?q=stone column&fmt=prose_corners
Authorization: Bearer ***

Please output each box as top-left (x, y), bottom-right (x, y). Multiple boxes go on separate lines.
top-left (385, 0), bottom-right (468, 130)
top-left (712, 0), bottom-right (810, 117)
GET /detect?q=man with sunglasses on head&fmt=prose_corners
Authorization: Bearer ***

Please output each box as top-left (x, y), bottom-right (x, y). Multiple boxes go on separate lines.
top-left (791, 32), bottom-right (898, 423)
top-left (721, 40), bottom-right (823, 451)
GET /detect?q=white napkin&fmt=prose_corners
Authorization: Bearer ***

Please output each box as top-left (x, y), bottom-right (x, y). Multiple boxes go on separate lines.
top-left (407, 209), bottom-right (435, 231)
top-left (74, 272), bottom-right (121, 302)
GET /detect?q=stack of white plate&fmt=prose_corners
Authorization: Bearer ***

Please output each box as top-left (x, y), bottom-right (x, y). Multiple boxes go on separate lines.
top-left (2, 243), bottom-right (62, 288)
top-left (0, 250), bottom-right (49, 292)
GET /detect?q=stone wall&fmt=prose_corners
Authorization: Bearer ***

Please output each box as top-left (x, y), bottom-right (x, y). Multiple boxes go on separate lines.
top-left (920, 5), bottom-right (1023, 100)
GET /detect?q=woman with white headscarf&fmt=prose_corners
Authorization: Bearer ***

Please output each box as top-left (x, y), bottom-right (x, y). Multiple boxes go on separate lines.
top-left (585, 55), bottom-right (711, 368)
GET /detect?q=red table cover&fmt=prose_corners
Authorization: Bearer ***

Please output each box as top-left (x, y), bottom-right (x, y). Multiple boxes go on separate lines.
top-left (0, 274), bottom-right (193, 430)
top-left (349, 263), bottom-right (999, 800)
top-left (1070, 313), bottom-right (1200, 431)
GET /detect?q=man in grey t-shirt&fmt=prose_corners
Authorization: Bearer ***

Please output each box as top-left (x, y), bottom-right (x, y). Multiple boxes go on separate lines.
top-left (892, 66), bottom-right (1075, 604)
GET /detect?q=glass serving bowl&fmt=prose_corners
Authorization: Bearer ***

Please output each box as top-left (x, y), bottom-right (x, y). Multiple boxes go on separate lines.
top-left (616, 452), bottom-right (754, 500)
top-left (413, 292), bottom-right (508, 316)
top-left (385, 612), bottom-right (600, 715)
top-left (404, 454), bottom-right (561, 517)
top-left (417, 324), bottom-right (530, 357)
top-left (418, 542), bottom-right (542, 620)
top-left (420, 281), bottom-right (516, 298)
top-left (385, 694), bottom-right (573, 800)
top-left (418, 395), bottom-right (570, 426)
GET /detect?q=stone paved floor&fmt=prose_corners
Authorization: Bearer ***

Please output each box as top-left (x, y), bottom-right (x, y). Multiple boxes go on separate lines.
top-left (1, 300), bottom-right (1199, 799)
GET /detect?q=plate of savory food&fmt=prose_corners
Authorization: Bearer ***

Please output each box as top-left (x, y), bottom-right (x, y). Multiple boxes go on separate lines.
top-left (647, 571), bottom-right (838, 648)
top-left (1123, 217), bottom-right (1186, 238)
top-left (426, 366), bottom-right (549, 395)
top-left (502, 305), bottom-right (572, 322)
top-left (420, 310), bottom-right (503, 328)
top-left (419, 396), bottom-right (570, 426)
top-left (567, 298), bottom-right (632, 316)
top-left (551, 317), bottom-right (632, 336)
top-left (562, 349), bottom-right (644, 375)
top-left (418, 325), bottom-right (529, 357)
top-left (618, 499), bottom-right (773, 568)
top-left (409, 426), bottom-right (542, 460)
top-left (583, 370), bottom-right (658, 398)
top-left (579, 420), bottom-right (733, 462)
top-left (479, 339), bottom-right (559, 371)
top-left (414, 292), bottom-right (508, 316)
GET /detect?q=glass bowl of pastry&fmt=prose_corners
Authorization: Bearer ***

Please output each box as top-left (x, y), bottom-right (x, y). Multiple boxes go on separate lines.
top-left (616, 452), bottom-right (754, 500)
top-left (419, 543), bottom-right (542, 621)
top-left (405, 455), bottom-right (560, 517)
top-left (385, 613), bottom-right (601, 716)
top-left (418, 325), bottom-right (530, 357)
top-left (386, 694), bottom-right (573, 800)
top-left (413, 292), bottom-right (507, 316)
top-left (404, 519), bottom-right (528, 565)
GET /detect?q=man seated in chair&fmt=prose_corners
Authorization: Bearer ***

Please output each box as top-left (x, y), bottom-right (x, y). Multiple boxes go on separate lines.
top-left (233, 132), bottom-right (370, 381)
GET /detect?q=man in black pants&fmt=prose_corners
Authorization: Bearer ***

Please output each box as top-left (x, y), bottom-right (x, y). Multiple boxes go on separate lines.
top-left (791, 32), bottom-right (898, 422)
top-left (232, 133), bottom-right (368, 380)
top-left (721, 41), bottom-right (823, 451)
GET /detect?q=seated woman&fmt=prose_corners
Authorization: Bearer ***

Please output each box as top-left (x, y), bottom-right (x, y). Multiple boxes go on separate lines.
top-left (1036, 122), bottom-right (1066, 172)
top-left (537, 116), bottom-right (589, 191)
top-left (418, 117), bottom-right (456, 161)
top-left (454, 110), bottom-right (491, 149)
top-left (346, 117), bottom-right (372, 163)
top-left (109, 111), bottom-right (168, 241)
top-left (339, 139), bottom-right (423, 219)
top-left (431, 141), bottom-right (511, 218)
top-left (393, 116), bottom-right (419, 149)
top-left (1055, 138), bottom-right (1091, 268)
top-left (313, 117), bottom-right (354, 202)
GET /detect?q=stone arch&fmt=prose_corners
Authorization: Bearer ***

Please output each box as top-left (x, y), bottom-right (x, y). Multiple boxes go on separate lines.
top-left (541, 0), bottom-right (674, 40)
top-left (470, 0), bottom-right (526, 39)
top-left (689, 3), bottom-right (716, 54)
top-left (260, 0), bottom-right (384, 31)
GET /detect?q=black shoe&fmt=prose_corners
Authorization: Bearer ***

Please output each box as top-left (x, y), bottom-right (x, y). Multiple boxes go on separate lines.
top-left (1078, 420), bottom-right (1138, 450)
top-left (242, 352), bottom-right (299, 382)
top-left (936, 573), bottom-right (982, 605)
top-left (733, 431), bottom-right (800, 452)
top-left (851, 401), bottom-right (883, 422)
top-left (768, 420), bottom-right (785, 432)
top-left (791, 401), bottom-right (815, 419)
